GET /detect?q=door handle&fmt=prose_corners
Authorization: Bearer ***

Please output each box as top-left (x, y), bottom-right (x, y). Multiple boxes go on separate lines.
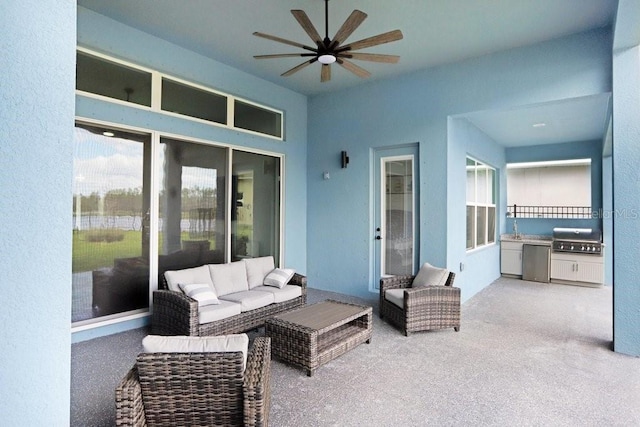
top-left (376, 235), bottom-right (382, 240)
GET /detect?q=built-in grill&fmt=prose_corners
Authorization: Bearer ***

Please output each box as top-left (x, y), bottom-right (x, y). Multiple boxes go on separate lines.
top-left (552, 227), bottom-right (602, 255)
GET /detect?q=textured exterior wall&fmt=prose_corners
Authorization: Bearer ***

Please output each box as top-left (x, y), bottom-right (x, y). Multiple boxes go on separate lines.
top-left (0, 0), bottom-right (76, 423)
top-left (612, 44), bottom-right (640, 356)
top-left (447, 117), bottom-right (505, 301)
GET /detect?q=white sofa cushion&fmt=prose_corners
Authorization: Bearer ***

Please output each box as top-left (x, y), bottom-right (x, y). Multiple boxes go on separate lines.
top-left (252, 284), bottom-right (302, 303)
top-left (198, 300), bottom-right (242, 324)
top-left (179, 283), bottom-right (219, 306)
top-left (244, 256), bottom-right (275, 289)
top-left (263, 268), bottom-right (295, 289)
top-left (384, 288), bottom-right (406, 308)
top-left (209, 261), bottom-right (249, 296)
top-left (412, 262), bottom-right (449, 288)
top-left (220, 290), bottom-right (275, 312)
top-left (164, 265), bottom-right (213, 292)
top-left (142, 333), bottom-right (249, 370)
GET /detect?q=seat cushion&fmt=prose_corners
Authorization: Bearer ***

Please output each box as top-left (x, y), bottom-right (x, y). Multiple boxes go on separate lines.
top-left (164, 265), bottom-right (213, 292)
top-left (208, 261), bottom-right (249, 296)
top-left (198, 300), bottom-right (243, 324)
top-left (220, 290), bottom-right (275, 312)
top-left (412, 262), bottom-right (449, 288)
top-left (141, 333), bottom-right (249, 369)
top-left (252, 284), bottom-right (302, 303)
top-left (244, 256), bottom-right (275, 289)
top-left (384, 288), bottom-right (405, 308)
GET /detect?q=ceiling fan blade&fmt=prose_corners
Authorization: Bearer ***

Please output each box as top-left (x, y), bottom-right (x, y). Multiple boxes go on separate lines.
top-left (321, 64), bottom-right (331, 82)
top-left (338, 52), bottom-right (400, 63)
top-left (329, 10), bottom-right (367, 50)
top-left (281, 59), bottom-right (316, 77)
top-left (337, 58), bottom-right (371, 79)
top-left (291, 10), bottom-right (323, 46)
top-left (254, 53), bottom-right (316, 59)
top-left (253, 31), bottom-right (317, 52)
top-left (339, 29), bottom-right (403, 52)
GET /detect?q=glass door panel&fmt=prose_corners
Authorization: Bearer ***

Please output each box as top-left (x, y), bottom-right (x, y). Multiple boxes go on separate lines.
top-left (157, 138), bottom-right (227, 280)
top-left (384, 159), bottom-right (415, 276)
top-left (72, 123), bottom-right (151, 324)
top-left (231, 151), bottom-right (281, 263)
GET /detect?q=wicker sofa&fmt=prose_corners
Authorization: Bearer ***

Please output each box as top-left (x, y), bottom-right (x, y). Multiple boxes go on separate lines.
top-left (116, 335), bottom-right (271, 426)
top-left (379, 267), bottom-right (460, 336)
top-left (152, 257), bottom-right (307, 336)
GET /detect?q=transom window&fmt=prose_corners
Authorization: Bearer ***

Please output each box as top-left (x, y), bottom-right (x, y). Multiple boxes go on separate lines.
top-left (76, 48), bottom-right (284, 140)
top-left (466, 157), bottom-right (496, 250)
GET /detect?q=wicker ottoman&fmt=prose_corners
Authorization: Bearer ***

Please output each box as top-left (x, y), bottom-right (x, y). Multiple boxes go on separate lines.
top-left (265, 300), bottom-right (372, 376)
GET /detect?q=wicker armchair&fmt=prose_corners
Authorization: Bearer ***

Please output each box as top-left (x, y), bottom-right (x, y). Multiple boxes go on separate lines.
top-left (116, 337), bottom-right (271, 426)
top-left (379, 272), bottom-right (460, 336)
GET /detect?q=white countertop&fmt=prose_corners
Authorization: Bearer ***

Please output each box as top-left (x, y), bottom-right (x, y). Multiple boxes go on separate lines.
top-left (500, 234), bottom-right (552, 245)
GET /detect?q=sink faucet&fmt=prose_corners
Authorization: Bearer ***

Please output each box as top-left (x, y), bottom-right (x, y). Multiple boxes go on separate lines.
top-left (513, 219), bottom-right (519, 239)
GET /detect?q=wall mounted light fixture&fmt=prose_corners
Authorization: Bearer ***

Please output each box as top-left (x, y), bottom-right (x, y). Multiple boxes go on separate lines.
top-left (341, 151), bottom-right (350, 168)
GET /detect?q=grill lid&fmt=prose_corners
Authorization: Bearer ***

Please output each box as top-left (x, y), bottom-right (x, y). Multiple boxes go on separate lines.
top-left (552, 227), bottom-right (602, 242)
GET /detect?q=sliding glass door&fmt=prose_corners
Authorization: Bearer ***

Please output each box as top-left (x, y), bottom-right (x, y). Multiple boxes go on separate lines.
top-left (72, 124), bottom-right (151, 323)
top-left (72, 122), bottom-right (283, 326)
top-left (231, 150), bottom-right (281, 261)
top-left (157, 138), bottom-right (228, 280)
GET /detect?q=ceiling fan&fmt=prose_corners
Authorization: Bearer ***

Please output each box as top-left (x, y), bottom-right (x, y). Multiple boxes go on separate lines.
top-left (253, 0), bottom-right (403, 82)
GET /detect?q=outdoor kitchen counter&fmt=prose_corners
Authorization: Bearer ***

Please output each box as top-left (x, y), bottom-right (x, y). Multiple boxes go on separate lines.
top-left (500, 234), bottom-right (552, 245)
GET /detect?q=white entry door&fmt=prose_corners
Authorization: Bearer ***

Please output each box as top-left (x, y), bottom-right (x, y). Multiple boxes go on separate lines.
top-left (373, 145), bottom-right (419, 289)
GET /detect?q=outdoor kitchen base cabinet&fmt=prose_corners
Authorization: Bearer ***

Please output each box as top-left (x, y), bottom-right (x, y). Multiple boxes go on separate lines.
top-left (501, 242), bottom-right (523, 276)
top-left (550, 252), bottom-right (604, 286)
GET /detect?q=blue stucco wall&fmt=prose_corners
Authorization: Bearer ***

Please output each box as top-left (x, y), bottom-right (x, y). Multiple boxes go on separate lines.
top-left (447, 118), bottom-right (505, 301)
top-left (75, 7), bottom-right (308, 339)
top-left (612, 41), bottom-right (640, 356)
top-left (0, 1), bottom-right (76, 424)
top-left (602, 155), bottom-right (613, 286)
top-left (307, 27), bottom-right (612, 300)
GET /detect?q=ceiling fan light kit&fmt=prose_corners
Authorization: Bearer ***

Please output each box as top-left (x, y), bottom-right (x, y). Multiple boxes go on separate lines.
top-left (318, 54), bottom-right (337, 64)
top-left (253, 0), bottom-right (403, 82)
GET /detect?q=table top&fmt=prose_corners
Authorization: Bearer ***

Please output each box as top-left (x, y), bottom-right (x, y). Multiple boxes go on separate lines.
top-left (271, 300), bottom-right (371, 331)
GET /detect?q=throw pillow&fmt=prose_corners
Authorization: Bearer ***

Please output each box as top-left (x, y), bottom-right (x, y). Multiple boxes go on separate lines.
top-left (244, 256), bottom-right (276, 289)
top-left (263, 268), bottom-right (295, 289)
top-left (412, 262), bottom-right (449, 288)
top-left (142, 334), bottom-right (249, 370)
top-left (178, 283), bottom-right (219, 307)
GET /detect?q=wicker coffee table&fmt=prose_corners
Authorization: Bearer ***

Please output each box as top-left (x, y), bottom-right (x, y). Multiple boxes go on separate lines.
top-left (265, 300), bottom-right (372, 376)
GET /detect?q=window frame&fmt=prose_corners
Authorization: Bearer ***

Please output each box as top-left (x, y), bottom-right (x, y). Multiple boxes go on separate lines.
top-left (466, 157), bottom-right (497, 251)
